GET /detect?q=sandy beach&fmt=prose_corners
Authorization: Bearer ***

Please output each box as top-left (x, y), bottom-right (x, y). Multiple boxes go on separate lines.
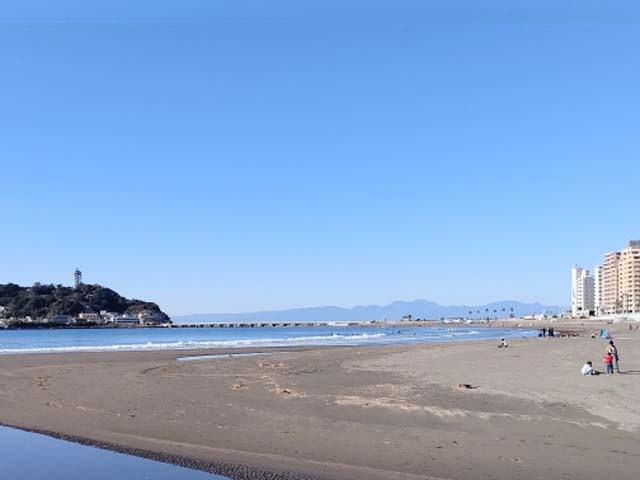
top-left (1, 322), bottom-right (640, 480)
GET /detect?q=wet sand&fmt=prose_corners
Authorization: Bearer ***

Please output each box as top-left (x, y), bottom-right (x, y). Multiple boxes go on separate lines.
top-left (1, 322), bottom-right (640, 480)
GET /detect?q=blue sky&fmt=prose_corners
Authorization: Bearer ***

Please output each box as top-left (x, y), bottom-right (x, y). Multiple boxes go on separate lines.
top-left (1, 2), bottom-right (639, 315)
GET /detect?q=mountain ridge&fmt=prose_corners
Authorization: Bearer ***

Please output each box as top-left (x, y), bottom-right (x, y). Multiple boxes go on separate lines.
top-left (174, 299), bottom-right (562, 323)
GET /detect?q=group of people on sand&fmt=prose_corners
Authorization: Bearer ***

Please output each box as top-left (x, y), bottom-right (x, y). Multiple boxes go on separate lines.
top-left (538, 327), bottom-right (555, 337)
top-left (581, 340), bottom-right (620, 376)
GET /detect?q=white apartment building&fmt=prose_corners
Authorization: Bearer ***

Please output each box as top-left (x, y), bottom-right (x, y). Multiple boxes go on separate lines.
top-left (594, 265), bottom-right (603, 316)
top-left (571, 265), bottom-right (595, 317)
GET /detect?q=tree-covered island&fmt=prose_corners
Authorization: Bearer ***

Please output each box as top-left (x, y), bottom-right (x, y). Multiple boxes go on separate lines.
top-left (0, 283), bottom-right (171, 328)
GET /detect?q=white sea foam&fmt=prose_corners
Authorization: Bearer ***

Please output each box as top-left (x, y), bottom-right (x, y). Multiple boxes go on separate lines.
top-left (0, 332), bottom-right (388, 355)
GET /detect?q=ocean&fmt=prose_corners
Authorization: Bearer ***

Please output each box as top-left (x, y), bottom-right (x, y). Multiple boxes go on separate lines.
top-left (0, 325), bottom-right (536, 354)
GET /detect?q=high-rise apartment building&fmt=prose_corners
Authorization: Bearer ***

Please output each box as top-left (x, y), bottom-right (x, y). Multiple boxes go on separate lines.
top-left (592, 241), bottom-right (640, 315)
top-left (594, 265), bottom-right (602, 316)
top-left (618, 241), bottom-right (640, 313)
top-left (601, 252), bottom-right (621, 315)
top-left (571, 266), bottom-right (595, 317)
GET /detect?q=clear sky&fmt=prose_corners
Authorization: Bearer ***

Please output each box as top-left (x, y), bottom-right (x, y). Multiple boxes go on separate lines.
top-left (1, 2), bottom-right (639, 315)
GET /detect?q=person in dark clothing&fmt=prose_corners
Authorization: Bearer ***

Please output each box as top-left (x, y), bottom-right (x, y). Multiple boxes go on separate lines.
top-left (606, 340), bottom-right (620, 373)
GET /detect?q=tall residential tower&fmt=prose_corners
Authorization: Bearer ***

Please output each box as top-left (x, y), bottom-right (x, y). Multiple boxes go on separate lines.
top-left (618, 241), bottom-right (640, 313)
top-left (588, 240), bottom-right (640, 316)
top-left (601, 251), bottom-right (621, 315)
top-left (571, 266), bottom-right (595, 317)
top-left (594, 265), bottom-right (603, 316)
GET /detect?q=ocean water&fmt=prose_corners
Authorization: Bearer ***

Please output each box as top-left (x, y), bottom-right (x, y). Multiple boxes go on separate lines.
top-left (0, 325), bottom-right (536, 354)
top-left (0, 426), bottom-right (228, 480)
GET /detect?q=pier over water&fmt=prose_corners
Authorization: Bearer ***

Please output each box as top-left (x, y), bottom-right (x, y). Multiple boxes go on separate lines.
top-left (170, 321), bottom-right (363, 329)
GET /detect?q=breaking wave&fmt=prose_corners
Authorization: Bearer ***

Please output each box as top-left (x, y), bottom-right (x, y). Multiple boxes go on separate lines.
top-left (0, 332), bottom-right (388, 354)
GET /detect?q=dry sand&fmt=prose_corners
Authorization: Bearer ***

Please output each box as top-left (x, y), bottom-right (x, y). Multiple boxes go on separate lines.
top-left (1, 322), bottom-right (640, 480)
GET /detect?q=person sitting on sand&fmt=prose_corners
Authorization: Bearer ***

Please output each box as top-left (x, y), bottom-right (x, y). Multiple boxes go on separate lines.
top-left (581, 361), bottom-right (597, 376)
top-left (497, 338), bottom-right (508, 348)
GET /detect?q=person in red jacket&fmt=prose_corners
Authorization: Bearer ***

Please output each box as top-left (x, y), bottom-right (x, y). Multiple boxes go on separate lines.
top-left (606, 340), bottom-right (620, 373)
top-left (604, 352), bottom-right (614, 375)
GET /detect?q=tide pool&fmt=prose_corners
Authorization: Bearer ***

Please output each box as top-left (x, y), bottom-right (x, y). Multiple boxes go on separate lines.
top-left (0, 426), bottom-right (228, 480)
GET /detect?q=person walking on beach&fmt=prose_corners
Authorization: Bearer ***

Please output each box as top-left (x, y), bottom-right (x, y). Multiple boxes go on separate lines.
top-left (604, 352), bottom-right (614, 375)
top-left (606, 340), bottom-right (620, 373)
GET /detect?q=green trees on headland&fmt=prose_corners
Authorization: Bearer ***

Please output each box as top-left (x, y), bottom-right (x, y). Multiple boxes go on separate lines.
top-left (0, 283), bottom-right (170, 323)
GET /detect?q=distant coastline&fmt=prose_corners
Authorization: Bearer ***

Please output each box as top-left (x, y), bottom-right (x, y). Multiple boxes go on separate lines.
top-left (174, 299), bottom-right (563, 324)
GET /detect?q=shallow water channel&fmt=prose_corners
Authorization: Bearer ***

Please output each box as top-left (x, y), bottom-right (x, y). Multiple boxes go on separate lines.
top-left (0, 426), bottom-right (229, 480)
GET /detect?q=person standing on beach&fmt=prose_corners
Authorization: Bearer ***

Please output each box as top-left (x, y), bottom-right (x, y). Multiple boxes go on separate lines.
top-left (606, 340), bottom-right (620, 373)
top-left (604, 352), bottom-right (614, 375)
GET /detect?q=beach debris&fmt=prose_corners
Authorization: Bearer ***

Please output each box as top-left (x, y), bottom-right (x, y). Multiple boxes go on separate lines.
top-left (34, 376), bottom-right (51, 388)
top-left (457, 383), bottom-right (479, 390)
top-left (258, 361), bottom-right (285, 369)
top-left (231, 382), bottom-right (248, 391)
top-left (498, 455), bottom-right (522, 463)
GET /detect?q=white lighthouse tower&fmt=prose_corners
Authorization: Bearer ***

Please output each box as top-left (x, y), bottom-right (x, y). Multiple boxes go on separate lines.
top-left (74, 268), bottom-right (83, 288)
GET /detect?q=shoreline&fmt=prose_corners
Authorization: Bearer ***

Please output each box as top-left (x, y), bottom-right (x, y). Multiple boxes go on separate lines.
top-left (1, 322), bottom-right (639, 479)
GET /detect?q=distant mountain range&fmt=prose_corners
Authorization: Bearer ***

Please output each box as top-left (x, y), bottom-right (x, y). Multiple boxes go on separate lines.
top-left (174, 300), bottom-right (563, 324)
